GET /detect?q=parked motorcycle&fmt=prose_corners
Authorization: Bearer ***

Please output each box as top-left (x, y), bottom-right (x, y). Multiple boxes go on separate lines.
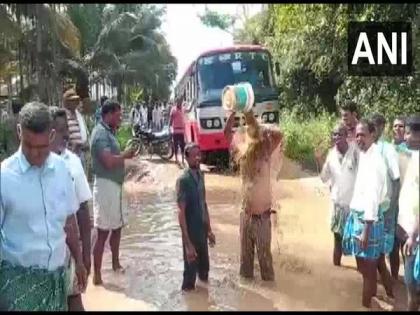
top-left (126, 124), bottom-right (174, 161)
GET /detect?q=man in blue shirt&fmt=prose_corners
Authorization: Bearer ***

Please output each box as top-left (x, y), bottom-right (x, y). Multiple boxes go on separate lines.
top-left (176, 143), bottom-right (215, 291)
top-left (0, 102), bottom-right (85, 311)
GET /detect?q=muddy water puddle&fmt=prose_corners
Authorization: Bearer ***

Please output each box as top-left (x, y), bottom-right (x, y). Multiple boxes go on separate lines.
top-left (93, 160), bottom-right (409, 311)
top-left (98, 190), bottom-right (277, 311)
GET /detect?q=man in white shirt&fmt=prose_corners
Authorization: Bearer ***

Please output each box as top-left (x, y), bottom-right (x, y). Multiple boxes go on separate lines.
top-left (398, 115), bottom-right (420, 310)
top-left (320, 123), bottom-right (359, 266)
top-left (49, 107), bottom-right (92, 311)
top-left (130, 104), bottom-right (141, 127)
top-left (0, 102), bottom-right (85, 311)
top-left (401, 150), bottom-right (420, 311)
top-left (342, 119), bottom-right (393, 308)
top-left (141, 104), bottom-right (148, 127)
top-left (371, 113), bottom-right (401, 280)
top-left (152, 104), bottom-right (158, 131)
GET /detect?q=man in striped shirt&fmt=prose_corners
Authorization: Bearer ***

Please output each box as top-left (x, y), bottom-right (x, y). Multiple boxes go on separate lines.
top-left (63, 89), bottom-right (89, 168)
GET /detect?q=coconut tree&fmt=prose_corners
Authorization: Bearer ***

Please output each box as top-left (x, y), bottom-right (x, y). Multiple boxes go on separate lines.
top-left (87, 4), bottom-right (177, 102)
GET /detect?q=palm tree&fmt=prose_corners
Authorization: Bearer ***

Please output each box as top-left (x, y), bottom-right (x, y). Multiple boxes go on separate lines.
top-left (87, 4), bottom-right (177, 102)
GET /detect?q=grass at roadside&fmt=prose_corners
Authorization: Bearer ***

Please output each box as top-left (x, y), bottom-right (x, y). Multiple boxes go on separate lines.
top-left (279, 110), bottom-right (337, 172)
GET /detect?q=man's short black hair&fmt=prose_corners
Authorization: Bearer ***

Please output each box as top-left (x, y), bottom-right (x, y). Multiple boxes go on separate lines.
top-left (101, 99), bottom-right (121, 117)
top-left (340, 100), bottom-right (358, 114)
top-left (406, 114), bottom-right (420, 132)
top-left (370, 113), bottom-right (386, 127)
top-left (19, 102), bottom-right (52, 133)
top-left (49, 106), bottom-right (67, 123)
top-left (184, 142), bottom-right (200, 158)
top-left (358, 118), bottom-right (376, 134)
top-left (100, 96), bottom-right (109, 107)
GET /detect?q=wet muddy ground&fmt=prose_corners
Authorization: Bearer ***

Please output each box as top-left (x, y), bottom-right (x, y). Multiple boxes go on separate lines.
top-left (84, 157), bottom-right (408, 311)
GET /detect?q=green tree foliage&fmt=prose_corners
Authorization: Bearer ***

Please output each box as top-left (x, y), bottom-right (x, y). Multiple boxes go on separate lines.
top-left (200, 4), bottom-right (419, 121)
top-left (79, 4), bottom-right (177, 102)
top-left (198, 7), bottom-right (235, 34)
top-left (0, 4), bottom-right (176, 108)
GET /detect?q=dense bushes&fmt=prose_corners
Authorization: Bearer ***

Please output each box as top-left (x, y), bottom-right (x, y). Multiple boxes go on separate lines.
top-left (279, 109), bottom-right (336, 171)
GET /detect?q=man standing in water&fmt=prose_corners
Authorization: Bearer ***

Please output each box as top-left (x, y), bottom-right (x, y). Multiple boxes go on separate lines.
top-left (0, 102), bottom-right (85, 311)
top-left (339, 101), bottom-right (359, 142)
top-left (319, 123), bottom-right (358, 266)
top-left (90, 100), bottom-right (136, 285)
top-left (224, 110), bottom-right (283, 281)
top-left (49, 107), bottom-right (92, 311)
top-left (176, 143), bottom-right (215, 291)
top-left (342, 119), bottom-right (393, 308)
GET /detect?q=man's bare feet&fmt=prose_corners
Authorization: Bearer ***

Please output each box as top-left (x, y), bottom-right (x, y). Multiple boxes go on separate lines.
top-left (93, 273), bottom-right (103, 286)
top-left (113, 264), bottom-right (125, 273)
top-left (371, 296), bottom-right (394, 311)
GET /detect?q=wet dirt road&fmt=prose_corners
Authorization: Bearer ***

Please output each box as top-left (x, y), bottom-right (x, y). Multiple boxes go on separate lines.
top-left (84, 158), bottom-right (408, 311)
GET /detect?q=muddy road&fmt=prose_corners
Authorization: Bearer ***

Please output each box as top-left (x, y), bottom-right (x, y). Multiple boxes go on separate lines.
top-left (84, 158), bottom-right (408, 311)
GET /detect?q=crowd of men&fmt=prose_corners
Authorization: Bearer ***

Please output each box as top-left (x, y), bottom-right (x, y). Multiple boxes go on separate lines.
top-left (129, 101), bottom-right (168, 131)
top-left (317, 102), bottom-right (419, 310)
top-left (0, 90), bottom-right (135, 311)
top-left (0, 90), bottom-right (418, 311)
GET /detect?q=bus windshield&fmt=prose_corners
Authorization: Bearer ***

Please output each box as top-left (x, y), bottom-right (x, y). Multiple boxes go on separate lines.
top-left (197, 51), bottom-right (275, 94)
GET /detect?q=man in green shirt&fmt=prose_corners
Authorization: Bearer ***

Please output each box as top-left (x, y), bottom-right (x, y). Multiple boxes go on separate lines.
top-left (176, 143), bottom-right (215, 291)
top-left (90, 99), bottom-right (135, 286)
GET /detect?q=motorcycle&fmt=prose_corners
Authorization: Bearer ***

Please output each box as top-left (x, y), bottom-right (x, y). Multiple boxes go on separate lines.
top-left (126, 124), bottom-right (174, 161)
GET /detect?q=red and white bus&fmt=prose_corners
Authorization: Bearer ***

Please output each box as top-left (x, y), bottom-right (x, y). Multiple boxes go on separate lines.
top-left (174, 45), bottom-right (280, 165)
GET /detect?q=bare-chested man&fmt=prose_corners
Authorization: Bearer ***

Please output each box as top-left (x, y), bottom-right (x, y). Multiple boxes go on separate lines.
top-left (224, 110), bottom-right (283, 281)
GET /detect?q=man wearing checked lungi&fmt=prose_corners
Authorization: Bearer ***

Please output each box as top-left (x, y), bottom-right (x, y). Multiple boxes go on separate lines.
top-left (320, 123), bottom-right (359, 266)
top-left (401, 149), bottom-right (419, 311)
top-left (50, 107), bottom-right (92, 311)
top-left (0, 102), bottom-right (85, 311)
top-left (342, 119), bottom-right (393, 308)
top-left (371, 113), bottom-right (401, 282)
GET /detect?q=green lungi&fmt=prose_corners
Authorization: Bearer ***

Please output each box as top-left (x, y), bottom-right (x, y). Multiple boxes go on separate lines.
top-left (0, 260), bottom-right (68, 311)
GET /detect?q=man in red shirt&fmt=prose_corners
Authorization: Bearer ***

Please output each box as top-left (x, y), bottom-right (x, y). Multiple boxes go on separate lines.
top-left (169, 98), bottom-right (186, 166)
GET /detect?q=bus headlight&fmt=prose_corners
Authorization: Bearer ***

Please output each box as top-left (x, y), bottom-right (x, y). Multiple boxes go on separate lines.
top-left (213, 119), bottom-right (221, 128)
top-left (269, 113), bottom-right (275, 122)
top-left (206, 120), bottom-right (213, 128)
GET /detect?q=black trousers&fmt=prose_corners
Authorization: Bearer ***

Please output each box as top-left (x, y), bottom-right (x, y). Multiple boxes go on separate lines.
top-left (182, 240), bottom-right (209, 290)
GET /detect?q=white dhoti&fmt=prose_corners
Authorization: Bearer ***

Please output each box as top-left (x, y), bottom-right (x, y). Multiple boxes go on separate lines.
top-left (93, 177), bottom-right (128, 230)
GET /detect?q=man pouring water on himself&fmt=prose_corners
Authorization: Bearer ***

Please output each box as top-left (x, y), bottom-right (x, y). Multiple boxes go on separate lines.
top-left (223, 83), bottom-right (283, 281)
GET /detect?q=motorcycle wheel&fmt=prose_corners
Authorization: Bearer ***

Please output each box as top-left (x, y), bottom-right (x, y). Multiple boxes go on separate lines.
top-left (157, 141), bottom-right (174, 161)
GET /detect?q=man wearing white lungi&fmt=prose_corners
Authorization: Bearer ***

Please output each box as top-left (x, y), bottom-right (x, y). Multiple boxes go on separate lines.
top-left (90, 100), bottom-right (135, 286)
